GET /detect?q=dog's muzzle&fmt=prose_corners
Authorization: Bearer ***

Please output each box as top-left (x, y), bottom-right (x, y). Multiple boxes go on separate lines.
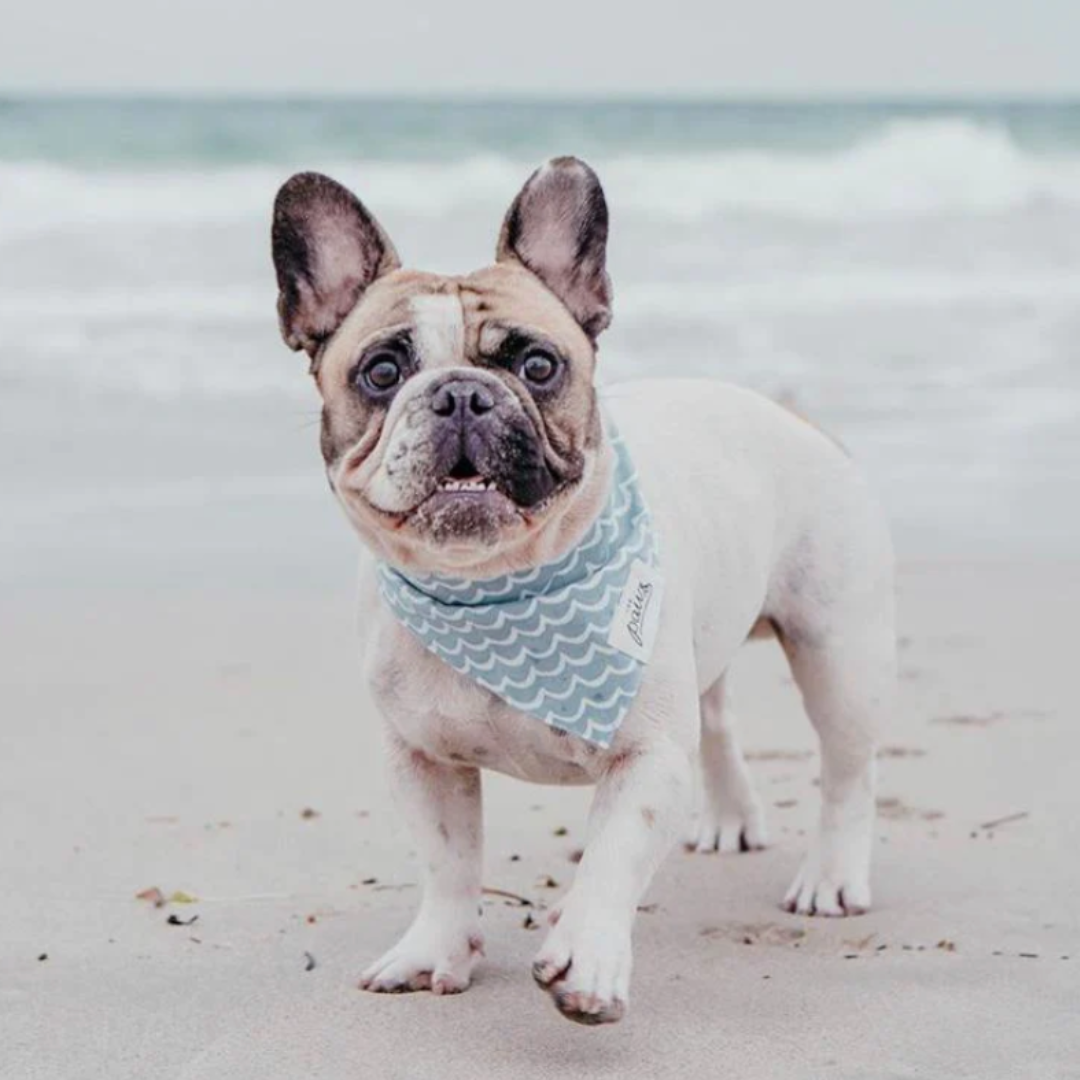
top-left (424, 373), bottom-right (557, 509)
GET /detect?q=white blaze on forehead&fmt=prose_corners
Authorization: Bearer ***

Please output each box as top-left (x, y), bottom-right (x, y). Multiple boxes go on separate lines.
top-left (410, 293), bottom-right (465, 368)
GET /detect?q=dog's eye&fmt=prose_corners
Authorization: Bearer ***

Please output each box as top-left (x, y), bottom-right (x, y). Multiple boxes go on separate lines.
top-left (367, 358), bottom-right (401, 390)
top-left (360, 350), bottom-right (404, 394)
top-left (519, 348), bottom-right (558, 385)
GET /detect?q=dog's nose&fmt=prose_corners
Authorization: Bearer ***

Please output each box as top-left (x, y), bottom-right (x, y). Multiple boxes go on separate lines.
top-left (431, 378), bottom-right (496, 419)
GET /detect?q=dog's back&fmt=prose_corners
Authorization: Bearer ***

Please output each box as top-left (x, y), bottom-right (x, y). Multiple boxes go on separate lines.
top-left (604, 378), bottom-right (892, 680)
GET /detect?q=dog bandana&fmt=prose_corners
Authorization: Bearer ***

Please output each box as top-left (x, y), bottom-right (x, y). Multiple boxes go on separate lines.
top-left (376, 421), bottom-right (662, 747)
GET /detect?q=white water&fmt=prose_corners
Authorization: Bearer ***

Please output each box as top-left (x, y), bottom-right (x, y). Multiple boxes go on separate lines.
top-left (4, 122), bottom-right (1080, 240)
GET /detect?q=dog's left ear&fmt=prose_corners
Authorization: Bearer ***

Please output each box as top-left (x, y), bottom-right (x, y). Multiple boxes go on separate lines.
top-left (272, 172), bottom-right (400, 359)
top-left (496, 157), bottom-right (612, 341)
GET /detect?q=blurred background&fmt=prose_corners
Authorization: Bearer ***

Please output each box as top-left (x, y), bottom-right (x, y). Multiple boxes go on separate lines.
top-left (2, 1), bottom-right (1079, 599)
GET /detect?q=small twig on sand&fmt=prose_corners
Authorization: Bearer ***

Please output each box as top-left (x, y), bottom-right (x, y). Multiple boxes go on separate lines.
top-left (482, 887), bottom-right (534, 908)
top-left (188, 894), bottom-right (294, 903)
top-left (978, 811), bottom-right (1029, 831)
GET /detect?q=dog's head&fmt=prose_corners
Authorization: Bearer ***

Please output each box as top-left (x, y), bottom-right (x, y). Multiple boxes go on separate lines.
top-left (271, 157), bottom-right (614, 576)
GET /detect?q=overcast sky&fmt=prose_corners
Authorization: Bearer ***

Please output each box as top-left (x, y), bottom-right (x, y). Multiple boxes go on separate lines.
top-left (3, 0), bottom-right (1078, 96)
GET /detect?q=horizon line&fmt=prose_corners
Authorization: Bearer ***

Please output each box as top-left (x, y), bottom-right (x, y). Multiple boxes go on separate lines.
top-left (3, 89), bottom-right (1080, 106)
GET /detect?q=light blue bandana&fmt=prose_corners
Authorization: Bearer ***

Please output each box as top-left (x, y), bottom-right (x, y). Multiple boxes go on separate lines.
top-left (376, 422), bottom-right (662, 747)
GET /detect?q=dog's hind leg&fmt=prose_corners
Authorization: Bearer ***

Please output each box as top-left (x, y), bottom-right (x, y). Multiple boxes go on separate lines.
top-left (779, 591), bottom-right (895, 916)
top-left (690, 674), bottom-right (768, 854)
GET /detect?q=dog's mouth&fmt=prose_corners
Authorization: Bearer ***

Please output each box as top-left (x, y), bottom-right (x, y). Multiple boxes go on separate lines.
top-left (434, 455), bottom-right (502, 496)
top-left (350, 417), bottom-right (578, 547)
top-left (387, 444), bottom-right (575, 543)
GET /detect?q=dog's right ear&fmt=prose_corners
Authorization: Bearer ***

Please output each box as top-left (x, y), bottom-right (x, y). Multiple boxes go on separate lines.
top-left (271, 172), bottom-right (400, 359)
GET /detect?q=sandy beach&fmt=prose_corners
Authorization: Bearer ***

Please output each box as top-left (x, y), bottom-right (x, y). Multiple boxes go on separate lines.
top-left (3, 558), bottom-right (1077, 1079)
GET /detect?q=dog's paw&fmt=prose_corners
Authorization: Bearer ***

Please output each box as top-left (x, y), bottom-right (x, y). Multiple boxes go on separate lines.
top-left (687, 803), bottom-right (768, 855)
top-left (359, 919), bottom-right (483, 995)
top-left (781, 849), bottom-right (871, 917)
top-left (532, 908), bottom-right (631, 1026)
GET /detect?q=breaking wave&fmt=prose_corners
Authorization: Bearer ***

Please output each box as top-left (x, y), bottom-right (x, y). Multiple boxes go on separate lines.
top-left (3, 120), bottom-right (1080, 238)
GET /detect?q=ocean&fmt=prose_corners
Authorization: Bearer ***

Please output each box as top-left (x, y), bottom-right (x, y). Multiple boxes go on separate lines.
top-left (2, 97), bottom-right (1078, 589)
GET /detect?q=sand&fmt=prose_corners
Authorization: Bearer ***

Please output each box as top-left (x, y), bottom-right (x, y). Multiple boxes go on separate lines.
top-left (2, 560), bottom-right (1077, 1079)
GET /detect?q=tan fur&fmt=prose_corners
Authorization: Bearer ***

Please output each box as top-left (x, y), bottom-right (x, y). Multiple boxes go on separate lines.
top-left (316, 270), bottom-right (449, 394)
top-left (317, 263), bottom-right (593, 400)
top-left (316, 261), bottom-right (607, 578)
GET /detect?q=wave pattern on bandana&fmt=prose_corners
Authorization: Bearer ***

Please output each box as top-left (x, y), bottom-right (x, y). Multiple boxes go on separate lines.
top-left (376, 423), bottom-right (659, 747)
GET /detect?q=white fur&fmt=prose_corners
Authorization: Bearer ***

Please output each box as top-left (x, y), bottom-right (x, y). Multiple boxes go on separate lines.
top-left (358, 378), bottom-right (895, 1024)
top-left (409, 293), bottom-right (464, 368)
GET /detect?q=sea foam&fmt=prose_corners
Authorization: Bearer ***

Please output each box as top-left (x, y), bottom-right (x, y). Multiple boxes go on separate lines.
top-left (3, 120), bottom-right (1080, 240)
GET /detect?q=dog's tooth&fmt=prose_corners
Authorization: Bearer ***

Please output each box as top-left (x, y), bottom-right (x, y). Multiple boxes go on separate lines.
top-left (438, 477), bottom-right (494, 492)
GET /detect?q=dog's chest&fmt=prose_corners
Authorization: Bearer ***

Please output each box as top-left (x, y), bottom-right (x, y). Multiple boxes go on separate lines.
top-left (366, 618), bottom-right (600, 783)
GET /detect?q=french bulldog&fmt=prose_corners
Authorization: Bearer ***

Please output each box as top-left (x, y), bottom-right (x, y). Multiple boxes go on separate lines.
top-left (270, 157), bottom-right (896, 1026)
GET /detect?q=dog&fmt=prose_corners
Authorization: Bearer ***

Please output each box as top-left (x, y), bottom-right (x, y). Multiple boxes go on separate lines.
top-left (270, 157), bottom-right (896, 1026)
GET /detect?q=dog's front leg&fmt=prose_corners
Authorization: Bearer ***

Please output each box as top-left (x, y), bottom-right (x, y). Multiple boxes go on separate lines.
top-left (533, 739), bottom-right (693, 1025)
top-left (359, 738), bottom-right (483, 995)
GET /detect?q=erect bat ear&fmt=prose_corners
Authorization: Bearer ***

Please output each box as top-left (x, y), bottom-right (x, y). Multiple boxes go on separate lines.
top-left (271, 172), bottom-right (400, 358)
top-left (496, 156), bottom-right (612, 341)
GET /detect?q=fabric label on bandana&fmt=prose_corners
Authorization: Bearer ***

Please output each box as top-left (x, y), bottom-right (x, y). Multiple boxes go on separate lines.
top-left (608, 559), bottom-right (664, 663)
top-left (375, 419), bottom-right (660, 748)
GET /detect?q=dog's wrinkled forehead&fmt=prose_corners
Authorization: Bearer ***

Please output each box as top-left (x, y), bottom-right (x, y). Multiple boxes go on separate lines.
top-left (316, 261), bottom-right (593, 391)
